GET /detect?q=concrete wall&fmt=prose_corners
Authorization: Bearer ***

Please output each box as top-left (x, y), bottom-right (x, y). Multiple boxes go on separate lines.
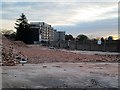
top-left (49, 40), bottom-right (120, 52)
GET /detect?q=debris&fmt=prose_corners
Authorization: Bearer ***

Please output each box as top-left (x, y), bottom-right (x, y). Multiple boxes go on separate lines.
top-left (2, 36), bottom-right (27, 66)
top-left (43, 65), bottom-right (47, 68)
top-left (52, 65), bottom-right (61, 68)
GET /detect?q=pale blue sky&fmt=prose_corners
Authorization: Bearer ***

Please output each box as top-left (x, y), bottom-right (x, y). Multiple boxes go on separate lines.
top-left (1, 1), bottom-right (118, 39)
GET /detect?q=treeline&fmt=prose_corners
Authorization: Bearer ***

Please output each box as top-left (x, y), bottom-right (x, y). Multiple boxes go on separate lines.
top-left (65, 34), bottom-right (115, 42)
top-left (1, 13), bottom-right (119, 44)
top-left (1, 29), bottom-right (116, 43)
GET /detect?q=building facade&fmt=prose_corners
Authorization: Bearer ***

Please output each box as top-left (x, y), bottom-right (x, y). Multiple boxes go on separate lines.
top-left (29, 22), bottom-right (65, 43)
top-left (54, 31), bottom-right (65, 41)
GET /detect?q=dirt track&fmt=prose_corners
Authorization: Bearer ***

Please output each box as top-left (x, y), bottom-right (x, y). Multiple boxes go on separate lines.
top-left (2, 63), bottom-right (118, 88)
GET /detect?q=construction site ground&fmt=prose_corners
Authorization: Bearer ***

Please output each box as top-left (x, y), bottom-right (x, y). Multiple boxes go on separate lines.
top-left (17, 45), bottom-right (120, 63)
top-left (1, 37), bottom-right (120, 88)
top-left (2, 62), bottom-right (119, 88)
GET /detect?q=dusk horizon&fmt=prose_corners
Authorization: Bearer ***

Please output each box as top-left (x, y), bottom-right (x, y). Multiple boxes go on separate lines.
top-left (0, 1), bottom-right (119, 39)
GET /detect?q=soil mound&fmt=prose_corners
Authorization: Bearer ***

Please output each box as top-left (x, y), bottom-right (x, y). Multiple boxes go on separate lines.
top-left (1, 36), bottom-right (27, 66)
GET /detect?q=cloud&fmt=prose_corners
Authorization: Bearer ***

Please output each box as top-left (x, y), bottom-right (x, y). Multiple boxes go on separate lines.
top-left (1, 2), bottom-right (118, 39)
top-left (2, 2), bottom-right (117, 23)
top-left (2, 0), bottom-right (119, 2)
top-left (54, 18), bottom-right (118, 38)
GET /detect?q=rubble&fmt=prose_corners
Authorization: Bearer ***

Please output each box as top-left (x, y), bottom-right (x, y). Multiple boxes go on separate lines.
top-left (13, 41), bottom-right (28, 47)
top-left (1, 36), bottom-right (27, 66)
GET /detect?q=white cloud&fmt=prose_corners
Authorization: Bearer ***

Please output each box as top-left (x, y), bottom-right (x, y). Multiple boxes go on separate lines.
top-left (70, 3), bottom-right (118, 23)
top-left (2, 0), bottom-right (119, 2)
top-left (1, 2), bottom-right (118, 39)
top-left (2, 2), bottom-right (118, 25)
top-left (25, 3), bottom-right (118, 26)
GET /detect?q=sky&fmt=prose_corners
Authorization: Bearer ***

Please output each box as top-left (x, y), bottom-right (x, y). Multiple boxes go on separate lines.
top-left (0, 1), bottom-right (119, 39)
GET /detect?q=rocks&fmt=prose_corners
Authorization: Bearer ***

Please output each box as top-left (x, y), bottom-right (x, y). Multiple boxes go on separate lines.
top-left (2, 48), bottom-right (21, 66)
top-left (2, 46), bottom-right (17, 66)
top-left (13, 41), bottom-right (27, 47)
top-left (2, 36), bottom-right (27, 66)
top-left (43, 65), bottom-right (47, 68)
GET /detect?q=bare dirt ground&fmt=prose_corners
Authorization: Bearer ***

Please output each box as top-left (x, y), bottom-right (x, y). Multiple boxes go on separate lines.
top-left (17, 45), bottom-right (120, 63)
top-left (2, 36), bottom-right (120, 65)
top-left (1, 37), bottom-right (120, 89)
top-left (2, 63), bottom-right (118, 88)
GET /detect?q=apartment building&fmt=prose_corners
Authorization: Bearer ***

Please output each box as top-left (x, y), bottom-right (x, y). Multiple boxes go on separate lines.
top-left (29, 22), bottom-right (65, 43)
top-left (54, 31), bottom-right (65, 41)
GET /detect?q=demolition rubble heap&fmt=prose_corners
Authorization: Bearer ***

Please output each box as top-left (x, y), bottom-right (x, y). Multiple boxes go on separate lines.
top-left (2, 36), bottom-right (27, 66)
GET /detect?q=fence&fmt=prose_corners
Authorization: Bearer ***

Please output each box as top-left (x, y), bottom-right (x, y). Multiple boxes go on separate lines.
top-left (49, 40), bottom-right (120, 52)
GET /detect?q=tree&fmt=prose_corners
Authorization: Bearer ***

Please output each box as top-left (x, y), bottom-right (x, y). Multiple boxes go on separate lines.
top-left (101, 37), bottom-right (105, 43)
top-left (65, 34), bottom-right (74, 41)
top-left (108, 36), bottom-right (113, 41)
top-left (76, 34), bottom-right (88, 41)
top-left (15, 13), bottom-right (30, 43)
